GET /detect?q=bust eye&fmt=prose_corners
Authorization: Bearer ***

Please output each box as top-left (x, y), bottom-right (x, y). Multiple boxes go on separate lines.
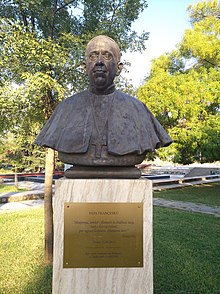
top-left (89, 53), bottom-right (98, 61)
top-left (103, 52), bottom-right (112, 60)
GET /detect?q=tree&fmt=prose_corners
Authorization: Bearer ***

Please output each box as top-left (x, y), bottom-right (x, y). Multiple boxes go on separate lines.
top-left (138, 0), bottom-right (220, 164)
top-left (0, 0), bottom-right (149, 264)
top-left (180, 0), bottom-right (220, 68)
top-left (0, 131), bottom-right (45, 172)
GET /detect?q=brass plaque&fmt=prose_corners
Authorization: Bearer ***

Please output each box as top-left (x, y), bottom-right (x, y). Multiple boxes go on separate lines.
top-left (63, 202), bottom-right (143, 268)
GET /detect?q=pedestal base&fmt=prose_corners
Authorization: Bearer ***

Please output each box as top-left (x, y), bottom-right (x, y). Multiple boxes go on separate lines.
top-left (53, 178), bottom-right (153, 294)
top-left (65, 166), bottom-right (141, 179)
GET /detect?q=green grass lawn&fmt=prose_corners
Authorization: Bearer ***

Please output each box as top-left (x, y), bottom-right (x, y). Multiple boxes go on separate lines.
top-left (154, 206), bottom-right (220, 293)
top-left (0, 186), bottom-right (219, 293)
top-left (0, 208), bottom-right (52, 294)
top-left (154, 181), bottom-right (220, 207)
top-left (0, 183), bottom-right (27, 194)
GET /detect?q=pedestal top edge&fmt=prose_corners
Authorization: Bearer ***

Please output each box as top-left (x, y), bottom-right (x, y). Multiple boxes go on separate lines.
top-left (55, 177), bottom-right (151, 183)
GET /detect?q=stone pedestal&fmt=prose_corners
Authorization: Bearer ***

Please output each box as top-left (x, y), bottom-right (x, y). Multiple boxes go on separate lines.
top-left (53, 178), bottom-right (153, 294)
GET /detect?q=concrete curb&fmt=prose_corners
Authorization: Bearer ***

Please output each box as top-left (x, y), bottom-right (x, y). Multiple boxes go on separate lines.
top-left (154, 198), bottom-right (220, 217)
top-left (0, 199), bottom-right (44, 213)
top-left (0, 190), bottom-right (44, 203)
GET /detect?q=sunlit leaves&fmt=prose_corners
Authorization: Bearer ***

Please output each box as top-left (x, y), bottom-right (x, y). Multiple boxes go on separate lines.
top-left (180, 0), bottom-right (220, 67)
top-left (81, 0), bottom-right (149, 52)
top-left (138, 0), bottom-right (220, 164)
top-left (138, 66), bottom-right (220, 163)
top-left (0, 20), bottom-right (83, 85)
top-left (0, 0), bottom-right (149, 171)
top-left (187, 0), bottom-right (220, 24)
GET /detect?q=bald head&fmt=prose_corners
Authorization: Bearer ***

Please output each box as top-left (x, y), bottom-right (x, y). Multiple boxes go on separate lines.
top-left (85, 35), bottom-right (121, 63)
top-left (84, 35), bottom-right (123, 93)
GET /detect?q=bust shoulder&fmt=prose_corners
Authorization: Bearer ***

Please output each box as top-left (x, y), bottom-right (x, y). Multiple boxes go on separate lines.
top-left (56, 90), bottom-right (89, 111)
top-left (62, 90), bottom-right (88, 103)
top-left (113, 90), bottom-right (146, 111)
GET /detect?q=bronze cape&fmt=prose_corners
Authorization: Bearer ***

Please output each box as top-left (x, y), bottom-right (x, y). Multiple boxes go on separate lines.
top-left (35, 90), bottom-right (172, 156)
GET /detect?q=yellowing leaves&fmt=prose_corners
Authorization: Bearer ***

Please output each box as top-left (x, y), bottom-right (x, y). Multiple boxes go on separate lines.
top-left (180, 0), bottom-right (220, 67)
top-left (137, 1), bottom-right (220, 164)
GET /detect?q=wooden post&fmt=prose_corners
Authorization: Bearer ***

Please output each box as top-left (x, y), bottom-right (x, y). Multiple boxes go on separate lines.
top-left (44, 147), bottom-right (55, 265)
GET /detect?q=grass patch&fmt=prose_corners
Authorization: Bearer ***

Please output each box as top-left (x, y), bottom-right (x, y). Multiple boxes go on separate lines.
top-left (0, 208), bottom-right (52, 294)
top-left (0, 183), bottom-right (27, 194)
top-left (154, 206), bottom-right (220, 293)
top-left (0, 205), bottom-right (219, 293)
top-left (154, 181), bottom-right (220, 207)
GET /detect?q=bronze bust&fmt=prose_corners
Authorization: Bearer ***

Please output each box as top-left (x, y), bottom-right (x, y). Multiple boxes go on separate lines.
top-left (35, 35), bottom-right (172, 178)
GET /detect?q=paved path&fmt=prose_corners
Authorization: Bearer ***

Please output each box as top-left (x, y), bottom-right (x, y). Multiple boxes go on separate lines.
top-left (154, 198), bottom-right (220, 217)
top-left (1, 196), bottom-right (220, 217)
top-left (0, 181), bottom-right (219, 217)
top-left (0, 199), bottom-right (44, 213)
top-left (0, 181), bottom-right (50, 213)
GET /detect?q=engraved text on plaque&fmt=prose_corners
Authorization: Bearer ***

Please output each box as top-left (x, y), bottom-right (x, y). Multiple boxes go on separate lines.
top-left (63, 203), bottom-right (143, 268)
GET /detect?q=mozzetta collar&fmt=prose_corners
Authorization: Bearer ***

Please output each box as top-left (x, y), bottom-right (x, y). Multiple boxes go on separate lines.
top-left (88, 83), bottom-right (115, 95)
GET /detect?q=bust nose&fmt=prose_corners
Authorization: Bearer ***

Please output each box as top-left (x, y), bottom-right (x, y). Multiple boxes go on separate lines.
top-left (96, 60), bottom-right (104, 67)
top-left (96, 53), bottom-right (104, 65)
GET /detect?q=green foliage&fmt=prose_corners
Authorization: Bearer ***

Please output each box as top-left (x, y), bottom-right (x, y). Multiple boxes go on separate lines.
top-left (0, 0), bottom-right (149, 169)
top-left (187, 0), bottom-right (220, 24)
top-left (138, 0), bottom-right (220, 164)
top-left (80, 0), bottom-right (148, 51)
top-left (150, 51), bottom-right (185, 76)
top-left (180, 0), bottom-right (220, 68)
top-left (0, 19), bottom-right (85, 94)
top-left (0, 132), bottom-right (45, 172)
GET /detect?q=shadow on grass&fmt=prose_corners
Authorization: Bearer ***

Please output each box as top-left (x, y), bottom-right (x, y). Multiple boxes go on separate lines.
top-left (22, 265), bottom-right (52, 294)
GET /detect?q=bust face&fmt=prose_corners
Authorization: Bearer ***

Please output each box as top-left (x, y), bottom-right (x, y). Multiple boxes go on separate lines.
top-left (85, 37), bottom-right (120, 92)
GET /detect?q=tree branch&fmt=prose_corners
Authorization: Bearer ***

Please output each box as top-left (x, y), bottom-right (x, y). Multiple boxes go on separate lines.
top-left (203, 58), bottom-right (217, 67)
top-left (109, 0), bottom-right (126, 23)
top-left (31, 14), bottom-right (35, 32)
top-left (55, 0), bottom-right (76, 14)
top-left (50, 0), bottom-right (58, 38)
top-left (50, 0), bottom-right (76, 38)
top-left (17, 0), bottom-right (28, 28)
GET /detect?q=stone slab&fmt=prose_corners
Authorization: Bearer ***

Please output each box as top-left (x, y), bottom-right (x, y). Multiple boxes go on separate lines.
top-left (184, 167), bottom-right (220, 178)
top-left (53, 178), bottom-right (153, 294)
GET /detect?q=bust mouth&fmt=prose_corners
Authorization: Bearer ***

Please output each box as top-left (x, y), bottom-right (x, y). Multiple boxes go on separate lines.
top-left (94, 69), bottom-right (106, 74)
top-left (93, 70), bottom-right (107, 79)
top-left (93, 65), bottom-right (106, 72)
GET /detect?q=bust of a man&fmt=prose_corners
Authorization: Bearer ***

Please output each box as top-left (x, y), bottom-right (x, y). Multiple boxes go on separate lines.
top-left (35, 35), bottom-right (172, 178)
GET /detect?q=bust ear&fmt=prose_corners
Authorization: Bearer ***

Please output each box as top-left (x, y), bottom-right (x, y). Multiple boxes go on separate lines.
top-left (82, 61), bottom-right (86, 73)
top-left (116, 62), bottom-right (123, 76)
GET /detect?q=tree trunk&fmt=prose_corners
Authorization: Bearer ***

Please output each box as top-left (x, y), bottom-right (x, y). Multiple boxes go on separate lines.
top-left (14, 166), bottom-right (18, 190)
top-left (44, 147), bottom-right (55, 265)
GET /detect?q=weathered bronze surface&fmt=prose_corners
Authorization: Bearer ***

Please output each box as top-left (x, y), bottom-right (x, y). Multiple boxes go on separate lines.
top-left (64, 166), bottom-right (141, 179)
top-left (35, 35), bottom-right (172, 178)
top-left (63, 203), bottom-right (143, 268)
